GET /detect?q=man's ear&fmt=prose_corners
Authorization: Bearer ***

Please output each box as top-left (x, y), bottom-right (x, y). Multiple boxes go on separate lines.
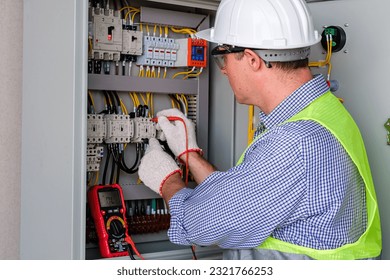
top-left (244, 49), bottom-right (263, 71)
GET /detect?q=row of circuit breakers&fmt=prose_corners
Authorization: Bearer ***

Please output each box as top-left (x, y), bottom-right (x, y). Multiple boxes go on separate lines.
top-left (87, 114), bottom-right (160, 171)
top-left (89, 5), bottom-right (207, 70)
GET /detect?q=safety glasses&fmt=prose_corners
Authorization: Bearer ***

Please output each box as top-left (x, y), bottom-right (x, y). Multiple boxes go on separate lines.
top-left (211, 44), bottom-right (246, 70)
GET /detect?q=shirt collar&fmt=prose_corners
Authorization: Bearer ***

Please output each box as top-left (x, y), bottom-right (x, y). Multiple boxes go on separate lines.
top-left (259, 74), bottom-right (330, 130)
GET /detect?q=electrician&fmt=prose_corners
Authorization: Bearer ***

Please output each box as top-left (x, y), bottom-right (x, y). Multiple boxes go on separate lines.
top-left (138, 0), bottom-right (382, 260)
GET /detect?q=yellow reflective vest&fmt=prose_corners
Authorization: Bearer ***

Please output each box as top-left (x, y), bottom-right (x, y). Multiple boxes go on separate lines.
top-left (237, 91), bottom-right (382, 260)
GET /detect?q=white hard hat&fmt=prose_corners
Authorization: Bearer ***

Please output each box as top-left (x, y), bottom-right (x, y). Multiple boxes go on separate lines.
top-left (197, 0), bottom-right (321, 59)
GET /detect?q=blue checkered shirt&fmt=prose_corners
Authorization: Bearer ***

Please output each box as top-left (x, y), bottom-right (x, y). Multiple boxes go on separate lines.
top-left (168, 75), bottom-right (367, 250)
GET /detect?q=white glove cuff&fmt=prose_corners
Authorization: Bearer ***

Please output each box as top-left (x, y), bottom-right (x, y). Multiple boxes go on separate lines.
top-left (178, 148), bottom-right (203, 164)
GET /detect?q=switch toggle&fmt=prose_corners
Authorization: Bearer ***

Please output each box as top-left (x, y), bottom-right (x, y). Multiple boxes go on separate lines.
top-left (107, 26), bottom-right (115, 41)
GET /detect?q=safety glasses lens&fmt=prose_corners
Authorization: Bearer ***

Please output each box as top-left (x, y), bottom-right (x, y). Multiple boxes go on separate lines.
top-left (211, 45), bottom-right (245, 70)
top-left (212, 54), bottom-right (227, 70)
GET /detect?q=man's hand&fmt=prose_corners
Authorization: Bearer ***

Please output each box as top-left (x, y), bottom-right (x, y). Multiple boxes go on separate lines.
top-left (157, 108), bottom-right (202, 161)
top-left (138, 138), bottom-right (181, 195)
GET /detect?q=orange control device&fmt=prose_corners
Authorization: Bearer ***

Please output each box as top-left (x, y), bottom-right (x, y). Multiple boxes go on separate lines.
top-left (187, 38), bottom-right (207, 68)
top-left (87, 184), bottom-right (130, 258)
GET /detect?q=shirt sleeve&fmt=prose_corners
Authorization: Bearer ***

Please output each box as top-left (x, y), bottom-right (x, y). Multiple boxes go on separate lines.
top-left (167, 125), bottom-right (308, 249)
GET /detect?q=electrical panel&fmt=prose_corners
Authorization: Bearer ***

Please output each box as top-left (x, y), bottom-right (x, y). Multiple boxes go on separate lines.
top-left (86, 0), bottom-right (210, 260)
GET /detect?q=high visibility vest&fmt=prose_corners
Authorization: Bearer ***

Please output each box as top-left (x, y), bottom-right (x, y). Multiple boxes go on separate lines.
top-left (237, 91), bottom-right (381, 260)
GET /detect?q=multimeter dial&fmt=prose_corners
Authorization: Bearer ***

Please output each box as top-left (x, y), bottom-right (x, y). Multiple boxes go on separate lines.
top-left (106, 216), bottom-right (126, 238)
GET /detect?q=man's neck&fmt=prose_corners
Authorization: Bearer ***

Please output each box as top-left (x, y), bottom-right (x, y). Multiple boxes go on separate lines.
top-left (255, 68), bottom-right (313, 115)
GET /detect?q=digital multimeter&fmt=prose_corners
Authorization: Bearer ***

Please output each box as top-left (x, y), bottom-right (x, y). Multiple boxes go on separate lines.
top-left (87, 184), bottom-right (130, 258)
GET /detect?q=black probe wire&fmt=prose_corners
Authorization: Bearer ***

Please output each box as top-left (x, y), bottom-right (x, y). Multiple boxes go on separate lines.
top-left (127, 245), bottom-right (136, 260)
top-left (109, 145), bottom-right (118, 184)
top-left (106, 91), bottom-right (123, 184)
top-left (102, 91), bottom-right (113, 185)
top-left (115, 145), bottom-right (121, 183)
top-left (102, 146), bottom-right (111, 185)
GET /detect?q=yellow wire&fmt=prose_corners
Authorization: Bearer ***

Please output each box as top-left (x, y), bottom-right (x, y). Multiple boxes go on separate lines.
top-left (88, 91), bottom-right (95, 110)
top-left (308, 34), bottom-right (333, 81)
top-left (170, 27), bottom-right (197, 36)
top-left (163, 67), bottom-right (167, 79)
top-left (146, 93), bottom-right (151, 106)
top-left (171, 98), bottom-right (176, 108)
top-left (94, 171), bottom-right (99, 186)
top-left (146, 66), bottom-right (151, 78)
top-left (181, 94), bottom-right (189, 113)
top-left (118, 6), bottom-right (140, 13)
top-left (247, 105), bottom-right (255, 145)
top-left (138, 66), bottom-right (144, 77)
top-left (129, 92), bottom-right (136, 107)
top-left (153, 25), bottom-right (157, 36)
top-left (165, 26), bottom-right (169, 37)
top-left (120, 98), bottom-right (128, 115)
top-left (157, 67), bottom-right (161, 79)
top-left (131, 11), bottom-right (139, 23)
top-left (183, 68), bottom-right (203, 80)
top-left (131, 92), bottom-right (140, 107)
top-left (140, 93), bottom-right (148, 105)
top-left (124, 10), bottom-right (132, 21)
top-left (172, 67), bottom-right (195, 79)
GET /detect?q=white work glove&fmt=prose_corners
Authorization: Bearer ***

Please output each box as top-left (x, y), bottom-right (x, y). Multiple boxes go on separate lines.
top-left (138, 138), bottom-right (182, 196)
top-left (157, 108), bottom-right (202, 161)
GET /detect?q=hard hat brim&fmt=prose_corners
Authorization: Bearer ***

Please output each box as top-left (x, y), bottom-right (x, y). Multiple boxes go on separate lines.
top-left (195, 28), bottom-right (213, 42)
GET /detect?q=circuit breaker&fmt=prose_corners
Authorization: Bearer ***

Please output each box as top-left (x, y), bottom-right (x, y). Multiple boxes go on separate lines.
top-left (122, 29), bottom-right (143, 56)
top-left (90, 7), bottom-right (123, 61)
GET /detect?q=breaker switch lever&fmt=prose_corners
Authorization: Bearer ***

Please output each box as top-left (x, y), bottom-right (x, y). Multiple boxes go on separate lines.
top-left (107, 26), bottom-right (115, 41)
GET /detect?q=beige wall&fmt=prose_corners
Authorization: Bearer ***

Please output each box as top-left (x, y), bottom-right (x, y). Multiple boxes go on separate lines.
top-left (0, 0), bottom-right (23, 259)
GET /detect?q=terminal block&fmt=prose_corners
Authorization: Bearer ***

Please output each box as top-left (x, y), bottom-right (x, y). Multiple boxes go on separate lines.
top-left (87, 145), bottom-right (104, 171)
top-left (104, 114), bottom-right (133, 144)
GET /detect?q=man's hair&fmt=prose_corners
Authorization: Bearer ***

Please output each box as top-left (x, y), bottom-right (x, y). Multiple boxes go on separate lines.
top-left (272, 59), bottom-right (309, 71)
top-left (234, 52), bottom-right (309, 71)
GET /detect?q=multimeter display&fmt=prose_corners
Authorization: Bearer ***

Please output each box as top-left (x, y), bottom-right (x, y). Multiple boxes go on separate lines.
top-left (88, 184), bottom-right (130, 258)
top-left (98, 190), bottom-right (122, 207)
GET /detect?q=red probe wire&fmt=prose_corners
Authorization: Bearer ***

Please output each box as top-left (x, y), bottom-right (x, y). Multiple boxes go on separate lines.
top-left (121, 116), bottom-right (190, 261)
top-left (151, 116), bottom-right (190, 185)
